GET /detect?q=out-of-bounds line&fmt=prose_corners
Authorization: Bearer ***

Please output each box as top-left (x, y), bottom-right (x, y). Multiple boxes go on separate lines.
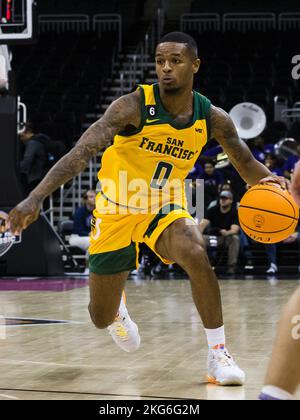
top-left (0, 387), bottom-right (198, 400)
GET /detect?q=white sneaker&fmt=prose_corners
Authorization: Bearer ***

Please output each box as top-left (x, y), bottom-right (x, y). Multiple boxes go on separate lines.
top-left (207, 346), bottom-right (245, 386)
top-left (107, 293), bottom-right (140, 353)
top-left (266, 263), bottom-right (278, 274)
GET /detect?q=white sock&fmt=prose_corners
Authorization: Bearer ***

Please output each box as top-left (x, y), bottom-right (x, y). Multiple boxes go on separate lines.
top-left (205, 325), bottom-right (225, 348)
top-left (261, 385), bottom-right (293, 400)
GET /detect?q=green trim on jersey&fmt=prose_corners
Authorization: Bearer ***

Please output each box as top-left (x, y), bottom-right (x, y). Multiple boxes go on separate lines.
top-left (89, 242), bottom-right (137, 274)
top-left (153, 83), bottom-right (196, 129)
top-left (196, 91), bottom-right (212, 139)
top-left (118, 83), bottom-right (211, 136)
top-left (144, 204), bottom-right (185, 238)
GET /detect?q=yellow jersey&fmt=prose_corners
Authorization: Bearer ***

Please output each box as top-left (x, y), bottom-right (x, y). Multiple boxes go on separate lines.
top-left (98, 83), bottom-right (211, 212)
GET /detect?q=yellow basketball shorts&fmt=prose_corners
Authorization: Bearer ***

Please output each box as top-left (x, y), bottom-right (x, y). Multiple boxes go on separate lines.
top-left (89, 193), bottom-right (194, 275)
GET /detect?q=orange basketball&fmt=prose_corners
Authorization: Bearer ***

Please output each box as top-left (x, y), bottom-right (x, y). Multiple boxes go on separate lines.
top-left (238, 184), bottom-right (299, 244)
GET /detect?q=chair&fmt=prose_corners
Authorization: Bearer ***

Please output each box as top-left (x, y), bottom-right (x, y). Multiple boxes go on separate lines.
top-left (58, 220), bottom-right (74, 241)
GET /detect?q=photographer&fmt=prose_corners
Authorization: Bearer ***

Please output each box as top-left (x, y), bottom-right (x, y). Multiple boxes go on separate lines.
top-left (199, 190), bottom-right (240, 275)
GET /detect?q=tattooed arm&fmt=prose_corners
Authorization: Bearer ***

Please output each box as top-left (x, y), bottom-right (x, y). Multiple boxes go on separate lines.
top-left (7, 91), bottom-right (141, 233)
top-left (210, 106), bottom-right (287, 188)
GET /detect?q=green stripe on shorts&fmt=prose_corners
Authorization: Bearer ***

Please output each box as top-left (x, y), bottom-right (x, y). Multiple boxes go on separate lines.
top-left (89, 242), bottom-right (137, 275)
top-left (144, 204), bottom-right (184, 238)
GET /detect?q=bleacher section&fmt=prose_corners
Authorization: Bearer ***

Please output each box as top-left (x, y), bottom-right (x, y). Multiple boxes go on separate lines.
top-left (190, 0), bottom-right (300, 14)
top-left (191, 30), bottom-right (300, 120)
top-left (12, 31), bottom-right (118, 147)
top-left (10, 7), bottom-right (300, 275)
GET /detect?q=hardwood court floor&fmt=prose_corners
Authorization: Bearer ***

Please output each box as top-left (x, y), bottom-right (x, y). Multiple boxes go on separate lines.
top-left (0, 277), bottom-right (299, 400)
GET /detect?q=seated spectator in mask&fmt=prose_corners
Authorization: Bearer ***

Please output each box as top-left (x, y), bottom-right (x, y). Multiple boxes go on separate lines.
top-left (200, 190), bottom-right (240, 275)
top-left (203, 160), bottom-right (224, 188)
top-left (69, 190), bottom-right (96, 273)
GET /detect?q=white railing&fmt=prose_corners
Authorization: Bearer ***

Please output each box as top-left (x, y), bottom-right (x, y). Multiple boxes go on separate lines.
top-left (56, 156), bottom-right (98, 223)
top-left (180, 13), bottom-right (221, 32)
top-left (223, 13), bottom-right (276, 32)
top-left (38, 14), bottom-right (122, 51)
top-left (157, 8), bottom-right (165, 41)
top-left (180, 12), bottom-right (300, 32)
top-left (118, 20), bottom-right (158, 97)
top-left (274, 96), bottom-right (288, 122)
top-left (39, 14), bottom-right (90, 33)
top-left (92, 14), bottom-right (122, 51)
top-left (279, 13), bottom-right (300, 31)
top-left (281, 108), bottom-right (300, 129)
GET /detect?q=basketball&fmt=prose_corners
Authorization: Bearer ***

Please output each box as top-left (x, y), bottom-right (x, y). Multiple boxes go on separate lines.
top-left (238, 184), bottom-right (300, 244)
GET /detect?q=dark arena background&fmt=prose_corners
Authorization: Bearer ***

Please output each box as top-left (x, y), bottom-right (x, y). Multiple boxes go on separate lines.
top-left (0, 0), bottom-right (299, 402)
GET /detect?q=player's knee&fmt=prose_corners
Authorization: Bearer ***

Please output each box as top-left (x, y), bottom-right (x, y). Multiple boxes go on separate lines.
top-left (88, 303), bottom-right (116, 329)
top-left (178, 243), bottom-right (208, 268)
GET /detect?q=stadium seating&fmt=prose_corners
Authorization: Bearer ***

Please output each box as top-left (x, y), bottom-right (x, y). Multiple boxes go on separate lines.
top-left (12, 31), bottom-right (118, 146)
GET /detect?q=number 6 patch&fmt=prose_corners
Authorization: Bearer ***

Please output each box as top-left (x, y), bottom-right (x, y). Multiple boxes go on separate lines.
top-left (147, 106), bottom-right (157, 117)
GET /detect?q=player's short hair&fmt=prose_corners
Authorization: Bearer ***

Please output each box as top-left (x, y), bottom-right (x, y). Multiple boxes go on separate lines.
top-left (157, 32), bottom-right (198, 59)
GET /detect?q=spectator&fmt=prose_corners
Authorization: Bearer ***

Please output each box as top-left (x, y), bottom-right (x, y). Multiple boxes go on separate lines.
top-left (265, 153), bottom-right (283, 177)
top-left (203, 160), bottom-right (224, 188)
top-left (200, 190), bottom-right (240, 275)
top-left (239, 231), bottom-right (276, 274)
top-left (283, 143), bottom-right (300, 179)
top-left (69, 190), bottom-right (96, 274)
top-left (203, 160), bottom-right (224, 207)
top-left (207, 182), bottom-right (235, 210)
top-left (249, 136), bottom-right (266, 163)
top-left (19, 123), bottom-right (49, 193)
top-left (188, 160), bottom-right (204, 181)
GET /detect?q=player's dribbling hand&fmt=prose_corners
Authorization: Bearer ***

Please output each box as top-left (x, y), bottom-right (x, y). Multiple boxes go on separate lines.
top-left (6, 196), bottom-right (42, 235)
top-left (258, 175), bottom-right (291, 192)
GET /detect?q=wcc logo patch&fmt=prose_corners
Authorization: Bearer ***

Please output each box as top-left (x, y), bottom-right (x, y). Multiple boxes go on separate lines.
top-left (0, 211), bottom-right (22, 257)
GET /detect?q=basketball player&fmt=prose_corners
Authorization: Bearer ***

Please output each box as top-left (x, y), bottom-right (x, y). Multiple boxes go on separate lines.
top-left (259, 160), bottom-right (300, 400)
top-left (7, 32), bottom-right (287, 386)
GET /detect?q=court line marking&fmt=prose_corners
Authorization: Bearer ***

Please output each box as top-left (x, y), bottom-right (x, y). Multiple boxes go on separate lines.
top-left (0, 387), bottom-right (194, 400)
top-left (0, 358), bottom-right (176, 369)
top-left (0, 393), bottom-right (19, 400)
top-left (0, 317), bottom-right (84, 328)
top-left (0, 358), bottom-right (128, 369)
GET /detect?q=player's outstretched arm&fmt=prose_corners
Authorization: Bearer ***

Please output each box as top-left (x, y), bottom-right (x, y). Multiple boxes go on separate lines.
top-left (7, 91), bottom-right (141, 234)
top-left (210, 105), bottom-right (287, 189)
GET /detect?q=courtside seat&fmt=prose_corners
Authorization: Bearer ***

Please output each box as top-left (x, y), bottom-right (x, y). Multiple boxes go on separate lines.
top-left (58, 220), bottom-right (74, 240)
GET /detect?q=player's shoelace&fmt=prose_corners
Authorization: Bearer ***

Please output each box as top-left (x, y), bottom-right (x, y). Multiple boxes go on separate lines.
top-left (108, 317), bottom-right (129, 341)
top-left (213, 349), bottom-right (236, 367)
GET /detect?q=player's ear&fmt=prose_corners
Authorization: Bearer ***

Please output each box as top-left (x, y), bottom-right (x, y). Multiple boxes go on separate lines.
top-left (193, 58), bottom-right (201, 74)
